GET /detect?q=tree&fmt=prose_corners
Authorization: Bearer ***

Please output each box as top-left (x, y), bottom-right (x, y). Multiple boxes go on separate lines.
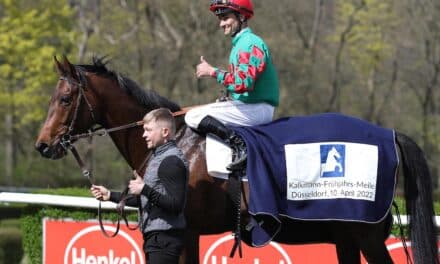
top-left (1, 0), bottom-right (438, 190)
top-left (399, 0), bottom-right (440, 188)
top-left (332, 0), bottom-right (398, 121)
top-left (0, 0), bottom-right (76, 184)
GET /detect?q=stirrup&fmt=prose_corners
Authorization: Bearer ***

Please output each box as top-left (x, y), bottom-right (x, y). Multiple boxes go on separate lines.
top-left (227, 153), bottom-right (247, 171)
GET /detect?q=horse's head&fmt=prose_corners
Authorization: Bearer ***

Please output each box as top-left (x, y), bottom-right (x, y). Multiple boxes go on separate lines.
top-left (35, 56), bottom-right (98, 159)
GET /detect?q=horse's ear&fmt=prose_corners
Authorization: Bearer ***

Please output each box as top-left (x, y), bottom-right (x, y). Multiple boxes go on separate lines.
top-left (54, 56), bottom-right (65, 76)
top-left (61, 54), bottom-right (78, 80)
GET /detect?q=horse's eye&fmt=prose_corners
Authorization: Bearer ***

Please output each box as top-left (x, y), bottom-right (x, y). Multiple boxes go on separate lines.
top-left (60, 95), bottom-right (72, 106)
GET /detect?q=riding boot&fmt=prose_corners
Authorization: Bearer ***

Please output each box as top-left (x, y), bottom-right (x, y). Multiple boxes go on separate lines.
top-left (198, 115), bottom-right (247, 171)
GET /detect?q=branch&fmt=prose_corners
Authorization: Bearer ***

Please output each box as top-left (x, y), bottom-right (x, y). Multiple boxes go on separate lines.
top-left (158, 10), bottom-right (183, 49)
top-left (103, 24), bottom-right (139, 45)
top-left (309, 0), bottom-right (324, 50)
top-left (326, 1), bottom-right (366, 112)
top-left (290, 9), bottom-right (309, 49)
top-left (375, 59), bottom-right (399, 122)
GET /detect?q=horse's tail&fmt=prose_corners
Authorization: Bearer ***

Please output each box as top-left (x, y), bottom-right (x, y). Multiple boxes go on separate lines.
top-left (396, 132), bottom-right (439, 264)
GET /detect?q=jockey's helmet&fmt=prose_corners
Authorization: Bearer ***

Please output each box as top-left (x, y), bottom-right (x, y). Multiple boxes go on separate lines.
top-left (209, 0), bottom-right (254, 20)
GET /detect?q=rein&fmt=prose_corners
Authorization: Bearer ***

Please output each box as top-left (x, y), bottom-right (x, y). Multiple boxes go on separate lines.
top-left (57, 75), bottom-right (198, 237)
top-left (58, 75), bottom-right (195, 179)
top-left (68, 106), bottom-right (192, 142)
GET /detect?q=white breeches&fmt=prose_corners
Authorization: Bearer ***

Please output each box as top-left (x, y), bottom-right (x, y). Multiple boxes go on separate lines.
top-left (185, 100), bottom-right (275, 129)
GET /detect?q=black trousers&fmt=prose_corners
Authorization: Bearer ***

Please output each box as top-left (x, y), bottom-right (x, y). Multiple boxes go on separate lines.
top-left (143, 229), bottom-right (184, 264)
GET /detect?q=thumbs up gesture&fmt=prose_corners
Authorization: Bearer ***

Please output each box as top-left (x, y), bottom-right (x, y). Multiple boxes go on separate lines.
top-left (196, 56), bottom-right (215, 78)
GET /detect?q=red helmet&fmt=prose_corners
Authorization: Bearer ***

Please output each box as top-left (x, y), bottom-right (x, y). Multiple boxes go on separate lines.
top-left (210, 0), bottom-right (254, 20)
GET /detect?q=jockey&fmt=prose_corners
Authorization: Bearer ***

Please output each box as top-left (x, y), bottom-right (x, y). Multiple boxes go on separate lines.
top-left (185, 0), bottom-right (280, 171)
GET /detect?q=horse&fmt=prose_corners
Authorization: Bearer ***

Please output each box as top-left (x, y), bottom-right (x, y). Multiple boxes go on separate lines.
top-left (35, 56), bottom-right (439, 264)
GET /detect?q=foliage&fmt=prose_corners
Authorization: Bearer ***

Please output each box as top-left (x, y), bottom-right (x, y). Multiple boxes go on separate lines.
top-left (0, 0), bottom-right (80, 187)
top-left (0, 0), bottom-right (76, 125)
top-left (21, 213), bottom-right (42, 264)
top-left (336, 0), bottom-right (398, 74)
top-left (0, 0), bottom-right (438, 195)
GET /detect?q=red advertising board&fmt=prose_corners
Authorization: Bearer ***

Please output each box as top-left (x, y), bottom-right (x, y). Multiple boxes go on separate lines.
top-left (43, 218), bottom-right (144, 264)
top-left (43, 218), bottom-right (437, 264)
top-left (199, 233), bottom-right (431, 264)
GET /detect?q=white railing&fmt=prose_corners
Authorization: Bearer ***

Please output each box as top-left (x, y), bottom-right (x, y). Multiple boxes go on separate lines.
top-left (1, 192), bottom-right (440, 225)
top-left (0, 192), bottom-right (136, 210)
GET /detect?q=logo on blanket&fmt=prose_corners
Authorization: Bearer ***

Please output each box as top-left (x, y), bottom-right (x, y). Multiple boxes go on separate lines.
top-left (320, 144), bottom-right (345, 177)
top-left (285, 142), bottom-right (379, 202)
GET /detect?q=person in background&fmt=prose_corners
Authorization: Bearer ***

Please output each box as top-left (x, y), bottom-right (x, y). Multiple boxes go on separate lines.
top-left (185, 0), bottom-right (280, 171)
top-left (91, 108), bottom-right (189, 264)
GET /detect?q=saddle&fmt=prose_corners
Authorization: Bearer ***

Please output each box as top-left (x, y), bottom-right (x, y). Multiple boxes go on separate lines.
top-left (205, 135), bottom-right (248, 180)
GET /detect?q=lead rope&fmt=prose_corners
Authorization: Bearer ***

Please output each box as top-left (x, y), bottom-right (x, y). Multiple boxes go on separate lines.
top-left (65, 140), bottom-right (130, 238)
top-left (63, 124), bottom-right (150, 238)
top-left (64, 106), bottom-right (196, 238)
top-left (97, 153), bottom-right (151, 238)
top-left (97, 186), bottom-right (137, 238)
top-left (393, 202), bottom-right (413, 264)
top-left (63, 142), bottom-right (126, 238)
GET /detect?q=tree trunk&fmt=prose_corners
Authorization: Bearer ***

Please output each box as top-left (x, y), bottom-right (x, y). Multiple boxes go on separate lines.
top-left (4, 112), bottom-right (14, 185)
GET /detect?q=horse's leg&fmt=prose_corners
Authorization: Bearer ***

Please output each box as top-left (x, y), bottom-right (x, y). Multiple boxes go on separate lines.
top-left (356, 217), bottom-right (393, 264)
top-left (333, 223), bottom-right (361, 264)
top-left (358, 239), bottom-right (393, 264)
top-left (335, 241), bottom-right (361, 264)
top-left (349, 215), bottom-right (393, 264)
top-left (181, 229), bottom-right (200, 264)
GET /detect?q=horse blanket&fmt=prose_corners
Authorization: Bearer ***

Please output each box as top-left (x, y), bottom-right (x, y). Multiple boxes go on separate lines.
top-left (232, 113), bottom-right (399, 246)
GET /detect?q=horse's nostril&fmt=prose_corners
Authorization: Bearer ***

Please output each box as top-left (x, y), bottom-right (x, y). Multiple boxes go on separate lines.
top-left (35, 142), bottom-right (49, 154)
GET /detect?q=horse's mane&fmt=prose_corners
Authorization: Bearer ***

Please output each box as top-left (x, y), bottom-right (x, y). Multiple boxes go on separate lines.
top-left (75, 56), bottom-right (181, 112)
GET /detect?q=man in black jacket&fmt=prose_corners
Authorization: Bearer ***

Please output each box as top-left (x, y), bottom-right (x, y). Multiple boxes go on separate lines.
top-left (91, 108), bottom-right (189, 264)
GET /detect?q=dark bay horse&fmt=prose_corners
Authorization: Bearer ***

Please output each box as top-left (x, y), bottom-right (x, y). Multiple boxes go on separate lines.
top-left (35, 56), bottom-right (439, 264)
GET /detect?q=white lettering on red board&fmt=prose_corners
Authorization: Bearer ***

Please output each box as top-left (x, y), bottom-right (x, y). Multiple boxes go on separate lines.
top-left (71, 248), bottom-right (136, 264)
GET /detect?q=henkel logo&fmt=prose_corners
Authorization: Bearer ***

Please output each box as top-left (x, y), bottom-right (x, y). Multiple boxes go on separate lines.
top-left (202, 234), bottom-right (292, 264)
top-left (64, 225), bottom-right (144, 264)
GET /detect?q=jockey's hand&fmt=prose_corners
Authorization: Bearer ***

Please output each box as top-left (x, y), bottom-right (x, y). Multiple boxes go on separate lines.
top-left (129, 172), bottom-right (145, 195)
top-left (196, 56), bottom-right (216, 78)
top-left (91, 185), bottom-right (110, 201)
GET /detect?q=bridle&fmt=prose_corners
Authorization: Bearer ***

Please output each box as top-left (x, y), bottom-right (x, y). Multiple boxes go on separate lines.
top-left (57, 74), bottom-right (144, 237)
top-left (58, 75), bottom-right (144, 182)
top-left (59, 75), bottom-right (99, 182)
top-left (56, 73), bottom-right (197, 238)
